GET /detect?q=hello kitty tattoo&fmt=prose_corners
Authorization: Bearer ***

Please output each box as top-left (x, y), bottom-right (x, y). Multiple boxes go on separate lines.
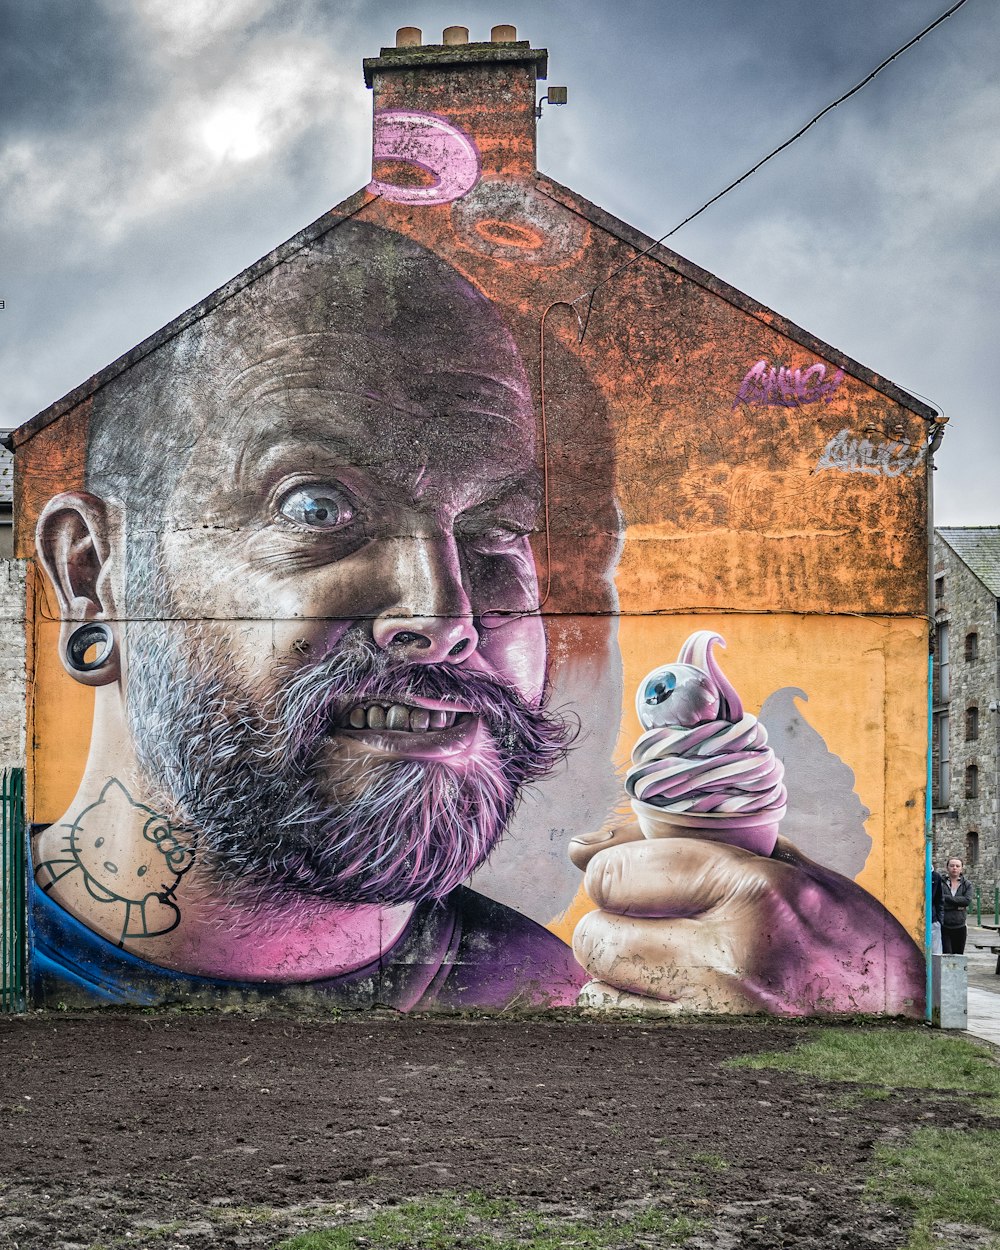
top-left (34, 778), bottom-right (195, 946)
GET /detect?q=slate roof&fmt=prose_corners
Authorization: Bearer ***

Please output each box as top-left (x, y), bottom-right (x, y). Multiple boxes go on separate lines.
top-left (938, 527), bottom-right (1000, 597)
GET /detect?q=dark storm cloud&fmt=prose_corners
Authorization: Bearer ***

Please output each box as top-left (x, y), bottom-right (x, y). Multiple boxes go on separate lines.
top-left (0, 0), bottom-right (133, 135)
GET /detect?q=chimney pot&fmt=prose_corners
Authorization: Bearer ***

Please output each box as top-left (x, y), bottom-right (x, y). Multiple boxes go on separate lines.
top-left (442, 26), bottom-right (469, 45)
top-left (491, 24), bottom-right (517, 42)
top-left (395, 26), bottom-right (422, 47)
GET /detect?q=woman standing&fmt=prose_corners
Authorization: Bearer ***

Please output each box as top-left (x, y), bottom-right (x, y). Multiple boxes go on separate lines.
top-left (941, 857), bottom-right (973, 954)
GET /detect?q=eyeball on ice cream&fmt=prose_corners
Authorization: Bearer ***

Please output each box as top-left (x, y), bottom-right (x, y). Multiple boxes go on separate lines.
top-left (639, 663), bottom-right (724, 729)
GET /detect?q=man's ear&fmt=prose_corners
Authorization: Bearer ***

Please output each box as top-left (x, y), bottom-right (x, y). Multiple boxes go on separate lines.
top-left (36, 491), bottom-right (122, 686)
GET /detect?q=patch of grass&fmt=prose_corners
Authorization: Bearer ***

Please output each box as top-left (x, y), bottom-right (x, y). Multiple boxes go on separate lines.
top-left (689, 1151), bottom-right (730, 1171)
top-left (823, 1087), bottom-right (894, 1110)
top-left (275, 1193), bottom-right (703, 1249)
top-left (727, 1027), bottom-right (1000, 1108)
top-left (867, 1127), bottom-right (1000, 1250)
top-left (209, 1202), bottom-right (283, 1227)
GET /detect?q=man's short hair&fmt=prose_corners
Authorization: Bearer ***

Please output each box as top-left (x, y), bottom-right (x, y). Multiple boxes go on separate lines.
top-left (84, 220), bottom-right (533, 520)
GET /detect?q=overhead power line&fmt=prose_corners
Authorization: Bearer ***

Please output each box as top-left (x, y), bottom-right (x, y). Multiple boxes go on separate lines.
top-left (574, 0), bottom-right (971, 340)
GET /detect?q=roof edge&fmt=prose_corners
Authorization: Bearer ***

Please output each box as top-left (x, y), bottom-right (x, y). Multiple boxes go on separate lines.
top-left (536, 174), bottom-right (939, 422)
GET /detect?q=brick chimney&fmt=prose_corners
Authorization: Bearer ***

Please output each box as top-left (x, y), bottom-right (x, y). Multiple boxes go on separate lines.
top-left (363, 25), bottom-right (548, 191)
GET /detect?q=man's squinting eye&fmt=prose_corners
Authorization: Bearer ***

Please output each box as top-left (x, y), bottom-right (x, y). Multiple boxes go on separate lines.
top-left (277, 484), bottom-right (356, 531)
top-left (464, 524), bottom-right (530, 553)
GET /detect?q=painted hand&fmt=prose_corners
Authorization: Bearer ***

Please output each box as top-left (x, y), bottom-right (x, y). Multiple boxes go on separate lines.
top-left (569, 824), bottom-right (924, 1016)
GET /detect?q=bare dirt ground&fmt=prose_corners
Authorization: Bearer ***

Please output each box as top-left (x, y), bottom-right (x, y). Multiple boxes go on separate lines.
top-left (0, 1012), bottom-right (996, 1250)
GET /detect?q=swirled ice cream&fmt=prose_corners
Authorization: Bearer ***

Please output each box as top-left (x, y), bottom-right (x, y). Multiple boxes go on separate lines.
top-left (624, 631), bottom-right (786, 857)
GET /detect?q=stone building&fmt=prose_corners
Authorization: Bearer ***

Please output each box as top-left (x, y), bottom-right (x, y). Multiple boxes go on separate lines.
top-left (933, 527), bottom-right (1000, 895)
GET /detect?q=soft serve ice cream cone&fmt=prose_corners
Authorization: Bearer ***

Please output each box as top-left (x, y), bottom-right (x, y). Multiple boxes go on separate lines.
top-left (625, 631), bottom-right (786, 857)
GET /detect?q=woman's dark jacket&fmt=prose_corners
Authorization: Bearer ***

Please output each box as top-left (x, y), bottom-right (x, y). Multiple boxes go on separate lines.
top-left (931, 870), bottom-right (944, 926)
top-left (941, 876), bottom-right (973, 929)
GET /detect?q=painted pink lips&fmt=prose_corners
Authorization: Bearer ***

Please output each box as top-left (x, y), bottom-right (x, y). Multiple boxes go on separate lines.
top-left (335, 700), bottom-right (480, 759)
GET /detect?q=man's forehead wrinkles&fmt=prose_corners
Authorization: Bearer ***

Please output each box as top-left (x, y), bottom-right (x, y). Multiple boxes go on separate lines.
top-left (233, 344), bottom-right (516, 394)
top-left (222, 333), bottom-right (530, 400)
top-left (223, 386), bottom-right (535, 461)
top-left (224, 380), bottom-right (533, 431)
top-left (221, 394), bottom-right (537, 468)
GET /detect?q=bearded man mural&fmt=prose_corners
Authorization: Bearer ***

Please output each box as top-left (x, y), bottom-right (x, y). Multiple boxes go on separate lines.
top-left (28, 221), bottom-right (923, 1013)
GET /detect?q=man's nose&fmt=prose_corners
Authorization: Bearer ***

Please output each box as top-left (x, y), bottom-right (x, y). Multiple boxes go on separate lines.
top-left (371, 535), bottom-right (479, 663)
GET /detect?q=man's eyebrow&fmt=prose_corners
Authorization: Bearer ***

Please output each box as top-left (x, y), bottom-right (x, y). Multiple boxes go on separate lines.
top-left (234, 424), bottom-right (369, 481)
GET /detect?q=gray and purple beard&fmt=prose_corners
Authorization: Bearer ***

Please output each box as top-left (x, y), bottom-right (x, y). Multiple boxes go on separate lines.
top-left (125, 615), bottom-right (571, 909)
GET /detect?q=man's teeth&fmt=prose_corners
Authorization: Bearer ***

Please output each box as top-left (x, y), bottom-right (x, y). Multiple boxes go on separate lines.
top-left (346, 704), bottom-right (460, 732)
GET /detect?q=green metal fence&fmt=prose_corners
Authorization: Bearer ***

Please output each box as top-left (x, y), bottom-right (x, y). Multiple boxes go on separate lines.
top-left (1, 767), bottom-right (26, 1013)
top-left (974, 886), bottom-right (1000, 927)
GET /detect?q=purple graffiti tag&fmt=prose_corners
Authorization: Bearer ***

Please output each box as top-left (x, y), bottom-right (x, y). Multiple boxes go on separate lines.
top-left (370, 110), bottom-right (480, 205)
top-left (733, 359), bottom-right (845, 409)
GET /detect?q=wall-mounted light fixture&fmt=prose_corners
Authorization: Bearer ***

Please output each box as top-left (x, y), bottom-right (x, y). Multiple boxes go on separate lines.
top-left (536, 86), bottom-right (568, 118)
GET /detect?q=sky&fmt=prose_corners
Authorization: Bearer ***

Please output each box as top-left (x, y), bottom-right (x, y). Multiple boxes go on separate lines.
top-left (1, 0), bottom-right (997, 524)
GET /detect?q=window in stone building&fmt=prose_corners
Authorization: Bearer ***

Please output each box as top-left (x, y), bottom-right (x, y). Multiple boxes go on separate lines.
top-left (935, 712), bottom-right (950, 805)
top-left (935, 575), bottom-right (944, 600)
top-left (966, 632), bottom-right (979, 661)
top-left (967, 831), bottom-right (979, 866)
top-left (966, 706), bottom-right (979, 740)
top-left (937, 622), bottom-right (950, 702)
top-left (965, 764), bottom-right (978, 800)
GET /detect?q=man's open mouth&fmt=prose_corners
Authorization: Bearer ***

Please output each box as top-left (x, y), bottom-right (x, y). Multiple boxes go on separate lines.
top-left (339, 701), bottom-right (474, 734)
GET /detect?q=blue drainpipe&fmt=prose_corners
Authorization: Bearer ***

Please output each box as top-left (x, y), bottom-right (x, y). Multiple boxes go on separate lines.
top-left (923, 416), bottom-right (947, 1022)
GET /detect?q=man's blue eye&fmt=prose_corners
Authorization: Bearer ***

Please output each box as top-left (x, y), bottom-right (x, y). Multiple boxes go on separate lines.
top-left (278, 485), bottom-right (355, 530)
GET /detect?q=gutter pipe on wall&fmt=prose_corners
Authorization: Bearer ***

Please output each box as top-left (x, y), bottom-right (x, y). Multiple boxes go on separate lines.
top-left (924, 414), bottom-right (948, 1021)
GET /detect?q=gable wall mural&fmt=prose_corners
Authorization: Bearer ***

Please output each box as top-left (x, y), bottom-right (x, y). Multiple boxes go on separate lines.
top-left (13, 39), bottom-right (931, 1015)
